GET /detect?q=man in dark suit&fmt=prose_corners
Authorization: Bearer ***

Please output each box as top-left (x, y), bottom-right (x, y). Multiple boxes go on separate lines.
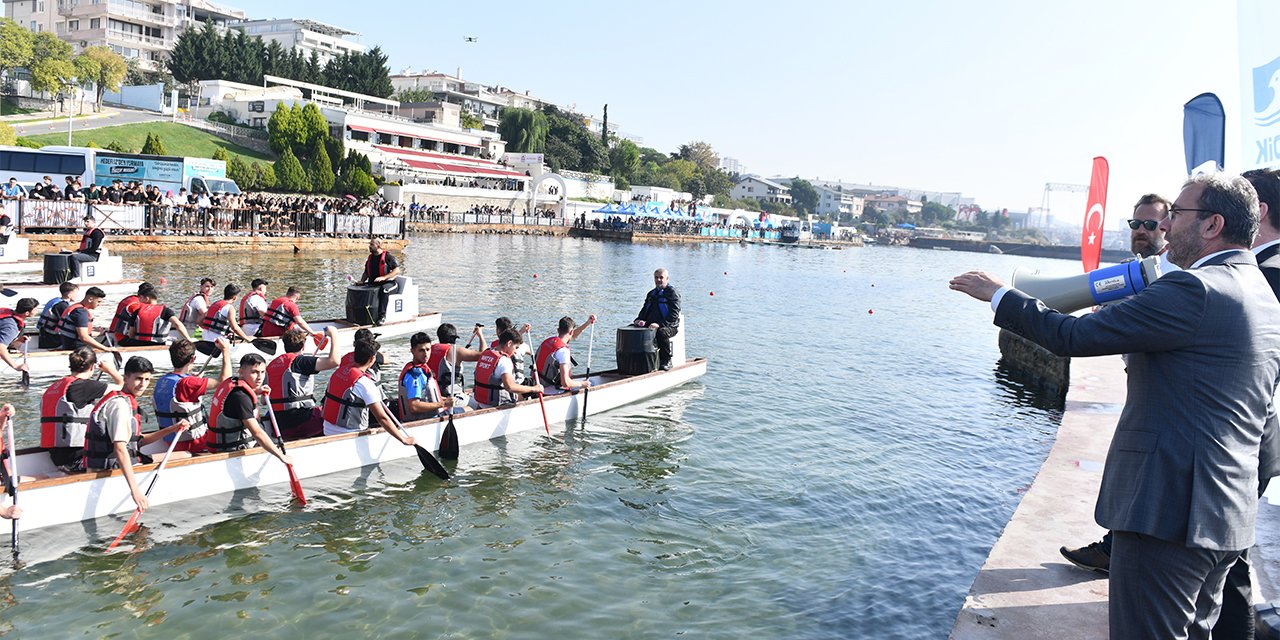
top-left (633, 268), bottom-right (681, 370)
top-left (951, 172), bottom-right (1280, 638)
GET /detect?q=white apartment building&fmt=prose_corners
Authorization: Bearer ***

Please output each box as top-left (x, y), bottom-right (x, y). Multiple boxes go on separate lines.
top-left (719, 156), bottom-right (743, 175)
top-left (230, 18), bottom-right (365, 65)
top-left (390, 71), bottom-right (507, 132)
top-left (4, 0), bottom-right (245, 72)
top-left (731, 175), bottom-right (791, 205)
top-left (815, 184), bottom-right (864, 219)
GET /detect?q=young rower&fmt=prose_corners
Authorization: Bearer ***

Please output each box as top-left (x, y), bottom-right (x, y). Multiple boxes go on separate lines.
top-left (472, 330), bottom-right (543, 409)
top-left (397, 332), bottom-right (453, 422)
top-left (37, 282), bottom-right (78, 349)
top-left (84, 357), bottom-right (191, 512)
top-left (427, 323), bottom-right (484, 396)
top-left (340, 328), bottom-right (386, 375)
top-left (0, 404), bottom-right (19, 520)
top-left (179, 277), bottom-right (215, 335)
top-left (57, 286), bottom-right (119, 353)
top-left (154, 337), bottom-right (232, 455)
top-left (204, 353), bottom-right (292, 468)
top-left (197, 284), bottom-right (255, 355)
top-left (265, 325), bottom-right (340, 440)
top-left (108, 282), bottom-right (152, 344)
top-left (122, 288), bottom-right (193, 347)
top-left (321, 339), bottom-right (416, 447)
top-left (491, 317), bottom-right (532, 384)
top-left (41, 347), bottom-right (122, 473)
top-left (258, 287), bottom-right (318, 339)
top-left (240, 278), bottom-right (269, 324)
top-left (0, 297), bottom-right (37, 373)
top-left (534, 315), bottom-right (597, 392)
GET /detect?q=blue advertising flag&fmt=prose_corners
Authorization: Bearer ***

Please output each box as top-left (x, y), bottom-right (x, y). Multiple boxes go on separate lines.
top-left (1183, 92), bottom-right (1225, 174)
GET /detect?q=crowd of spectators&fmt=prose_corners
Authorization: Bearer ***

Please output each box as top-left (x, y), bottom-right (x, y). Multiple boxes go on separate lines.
top-left (580, 214), bottom-right (758, 237)
top-left (404, 175), bottom-right (525, 192)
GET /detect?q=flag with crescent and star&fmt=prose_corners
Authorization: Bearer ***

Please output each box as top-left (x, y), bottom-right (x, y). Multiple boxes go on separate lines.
top-left (1080, 156), bottom-right (1109, 272)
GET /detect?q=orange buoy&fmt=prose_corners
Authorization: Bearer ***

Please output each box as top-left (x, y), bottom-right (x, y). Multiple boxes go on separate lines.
top-left (868, 309), bottom-right (874, 314)
top-left (709, 292), bottom-right (715, 296)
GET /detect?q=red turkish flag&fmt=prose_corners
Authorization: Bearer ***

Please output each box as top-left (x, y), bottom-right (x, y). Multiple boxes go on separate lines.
top-left (1080, 156), bottom-right (1109, 272)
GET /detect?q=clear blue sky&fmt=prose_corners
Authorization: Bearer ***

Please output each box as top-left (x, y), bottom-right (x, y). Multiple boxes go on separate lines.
top-left (248, 0), bottom-right (1241, 228)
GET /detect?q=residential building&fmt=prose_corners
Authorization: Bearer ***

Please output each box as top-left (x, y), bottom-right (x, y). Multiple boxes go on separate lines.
top-left (815, 184), bottom-right (864, 219)
top-left (719, 156), bottom-right (743, 175)
top-left (731, 175), bottom-right (792, 205)
top-left (864, 194), bottom-right (923, 215)
top-left (230, 18), bottom-right (365, 65)
top-left (4, 0), bottom-right (246, 72)
top-left (389, 71), bottom-right (507, 132)
top-left (808, 179), bottom-right (975, 210)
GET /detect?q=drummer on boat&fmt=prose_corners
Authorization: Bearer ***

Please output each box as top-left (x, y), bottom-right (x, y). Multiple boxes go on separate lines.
top-left (68, 212), bottom-right (104, 279)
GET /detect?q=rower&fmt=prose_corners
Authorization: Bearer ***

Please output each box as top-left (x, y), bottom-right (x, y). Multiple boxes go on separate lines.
top-left (491, 317), bottom-right (532, 384)
top-left (109, 282), bottom-right (152, 344)
top-left (41, 346), bottom-right (122, 473)
top-left (472, 329), bottom-right (543, 409)
top-left (204, 353), bottom-right (292, 468)
top-left (265, 325), bottom-right (340, 440)
top-left (356, 238), bottom-right (401, 325)
top-left (154, 337), bottom-right (232, 455)
top-left (0, 404), bottom-right (18, 520)
top-left (57, 286), bottom-right (118, 353)
top-left (258, 287), bottom-right (317, 339)
top-left (340, 328), bottom-right (386, 375)
top-left (397, 332), bottom-right (453, 422)
top-left (179, 277), bottom-right (215, 334)
top-left (0, 297), bottom-right (37, 374)
top-left (240, 278), bottom-right (269, 324)
top-left (534, 315), bottom-right (596, 392)
top-left (84, 357), bottom-right (191, 512)
top-left (68, 212), bottom-right (104, 279)
top-left (428, 323), bottom-right (484, 396)
top-left (321, 338), bottom-right (416, 448)
top-left (37, 282), bottom-right (78, 349)
top-left (197, 284), bottom-right (255, 355)
top-left (123, 288), bottom-right (193, 347)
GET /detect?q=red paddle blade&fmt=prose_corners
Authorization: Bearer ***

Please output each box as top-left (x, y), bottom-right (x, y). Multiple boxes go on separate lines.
top-left (105, 509), bottom-right (143, 553)
top-left (287, 466), bottom-right (307, 505)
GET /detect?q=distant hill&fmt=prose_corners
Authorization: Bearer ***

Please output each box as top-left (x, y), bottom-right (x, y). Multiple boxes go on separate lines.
top-left (18, 122), bottom-right (273, 165)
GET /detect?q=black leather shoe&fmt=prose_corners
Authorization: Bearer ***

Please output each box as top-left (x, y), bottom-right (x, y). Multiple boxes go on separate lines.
top-left (1059, 541), bottom-right (1110, 575)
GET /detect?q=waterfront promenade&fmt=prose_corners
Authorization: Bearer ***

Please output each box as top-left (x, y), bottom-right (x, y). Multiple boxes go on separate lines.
top-left (951, 355), bottom-right (1280, 638)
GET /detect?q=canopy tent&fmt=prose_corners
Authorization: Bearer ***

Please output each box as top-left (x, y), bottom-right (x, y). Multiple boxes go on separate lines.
top-left (592, 203), bottom-right (619, 214)
top-left (896, 223), bottom-right (917, 229)
top-left (618, 203), bottom-right (638, 215)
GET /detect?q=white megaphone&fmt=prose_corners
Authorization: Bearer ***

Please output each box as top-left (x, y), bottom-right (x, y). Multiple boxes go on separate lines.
top-left (1011, 256), bottom-right (1163, 313)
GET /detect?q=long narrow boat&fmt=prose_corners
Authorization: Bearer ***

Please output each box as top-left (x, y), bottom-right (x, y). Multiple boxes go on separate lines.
top-left (1, 246), bottom-right (136, 302)
top-left (6, 357), bottom-right (708, 534)
top-left (0, 236), bottom-right (40, 275)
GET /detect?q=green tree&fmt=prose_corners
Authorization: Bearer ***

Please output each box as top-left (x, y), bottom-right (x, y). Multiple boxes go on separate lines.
top-left (0, 18), bottom-right (33, 83)
top-left (788, 178), bottom-right (819, 214)
top-left (262, 39), bottom-right (285, 79)
top-left (701, 168), bottom-right (733, 196)
top-left (226, 154), bottom-right (252, 189)
top-left (498, 107), bottom-right (548, 153)
top-left (296, 102), bottom-right (328, 156)
top-left (656, 159), bottom-right (698, 191)
top-left (211, 146), bottom-right (230, 162)
top-left (678, 141), bottom-right (720, 175)
top-left (73, 46), bottom-right (127, 112)
top-left (267, 103), bottom-right (298, 155)
top-left (253, 162), bottom-right (277, 190)
top-left (307, 141), bottom-right (335, 194)
top-left (920, 201), bottom-right (956, 225)
top-left (28, 32), bottom-right (75, 96)
top-left (460, 112), bottom-right (483, 130)
top-left (609, 139), bottom-right (640, 182)
top-left (140, 132), bottom-right (167, 155)
top-left (396, 87), bottom-right (434, 103)
top-left (347, 169), bottom-right (377, 197)
top-left (274, 147), bottom-right (309, 193)
top-left (304, 50), bottom-right (322, 84)
top-left (0, 122), bottom-right (14, 147)
top-left (106, 140), bottom-right (131, 153)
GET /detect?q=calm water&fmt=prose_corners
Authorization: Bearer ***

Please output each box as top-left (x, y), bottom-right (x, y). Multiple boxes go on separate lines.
top-left (0, 236), bottom-right (1076, 638)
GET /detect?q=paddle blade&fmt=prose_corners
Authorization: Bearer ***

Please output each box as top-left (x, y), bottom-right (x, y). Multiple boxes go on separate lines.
top-left (415, 445), bottom-right (449, 480)
top-left (286, 465), bottom-right (307, 505)
top-left (105, 509), bottom-right (142, 553)
top-left (251, 338), bottom-right (278, 355)
top-left (19, 370), bottom-right (28, 391)
top-left (439, 415), bottom-right (459, 460)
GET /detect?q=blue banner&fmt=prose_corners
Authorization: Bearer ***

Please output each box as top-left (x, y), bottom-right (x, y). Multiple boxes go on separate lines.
top-left (1183, 92), bottom-right (1225, 174)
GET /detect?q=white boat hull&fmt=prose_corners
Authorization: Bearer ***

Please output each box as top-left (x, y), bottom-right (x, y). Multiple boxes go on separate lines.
top-left (8, 358), bottom-right (708, 533)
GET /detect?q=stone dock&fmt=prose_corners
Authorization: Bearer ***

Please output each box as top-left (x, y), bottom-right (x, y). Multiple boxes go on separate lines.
top-left (21, 235), bottom-right (406, 255)
top-left (951, 354), bottom-right (1280, 638)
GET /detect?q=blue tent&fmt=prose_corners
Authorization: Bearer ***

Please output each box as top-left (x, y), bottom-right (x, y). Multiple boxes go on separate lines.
top-left (592, 203), bottom-right (619, 214)
top-left (896, 223), bottom-right (916, 229)
top-left (618, 203), bottom-right (638, 215)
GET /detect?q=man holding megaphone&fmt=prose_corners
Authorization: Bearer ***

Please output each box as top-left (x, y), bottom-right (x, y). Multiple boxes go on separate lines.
top-left (951, 172), bottom-right (1280, 639)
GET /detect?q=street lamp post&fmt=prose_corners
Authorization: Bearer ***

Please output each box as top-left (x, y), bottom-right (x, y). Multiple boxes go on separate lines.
top-left (66, 80), bottom-right (77, 146)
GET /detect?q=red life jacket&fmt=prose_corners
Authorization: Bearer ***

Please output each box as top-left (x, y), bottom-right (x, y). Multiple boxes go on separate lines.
top-left (200, 299), bottom-right (233, 335)
top-left (267, 351), bottom-right (314, 411)
top-left (366, 251), bottom-right (389, 280)
top-left (473, 348), bottom-right (515, 407)
top-left (397, 361), bottom-right (441, 422)
top-left (78, 226), bottom-right (97, 252)
top-left (426, 343), bottom-right (463, 392)
top-left (130, 303), bottom-right (168, 344)
top-left (109, 295), bottom-right (139, 341)
top-left (535, 335), bottom-right (570, 388)
top-left (0, 307), bottom-right (25, 333)
top-left (207, 377), bottom-right (258, 451)
top-left (41, 375), bottom-right (90, 448)
top-left (179, 291), bottom-right (208, 325)
top-left (261, 297), bottom-right (299, 336)
top-left (240, 292), bottom-right (267, 322)
top-left (57, 302), bottom-right (91, 343)
top-left (84, 391), bottom-right (142, 470)
top-left (323, 365), bottom-right (374, 430)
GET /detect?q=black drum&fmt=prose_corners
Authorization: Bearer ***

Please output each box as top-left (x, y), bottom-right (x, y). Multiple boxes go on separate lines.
top-left (616, 326), bottom-right (658, 375)
top-left (345, 285), bottom-right (381, 325)
top-left (43, 253), bottom-right (72, 284)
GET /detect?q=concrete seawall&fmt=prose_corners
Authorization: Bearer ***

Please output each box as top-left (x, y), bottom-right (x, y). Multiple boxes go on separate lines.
top-left (20, 235), bottom-right (406, 255)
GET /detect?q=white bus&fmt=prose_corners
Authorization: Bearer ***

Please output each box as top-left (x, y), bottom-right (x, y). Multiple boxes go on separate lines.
top-left (0, 145), bottom-right (96, 193)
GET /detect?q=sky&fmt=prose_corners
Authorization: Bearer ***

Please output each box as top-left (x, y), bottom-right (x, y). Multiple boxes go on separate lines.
top-left (245, 0), bottom-right (1243, 230)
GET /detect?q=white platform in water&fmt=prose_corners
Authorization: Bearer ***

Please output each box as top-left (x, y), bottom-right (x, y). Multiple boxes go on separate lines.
top-left (0, 236), bottom-right (30, 263)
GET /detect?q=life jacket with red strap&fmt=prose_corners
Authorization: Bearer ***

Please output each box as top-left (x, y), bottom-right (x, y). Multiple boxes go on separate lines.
top-left (56, 302), bottom-right (91, 343)
top-left (322, 365), bottom-right (374, 431)
top-left (267, 351), bottom-right (315, 412)
top-left (473, 349), bottom-right (516, 407)
top-left (263, 297), bottom-right (298, 332)
top-left (78, 226), bottom-right (98, 252)
top-left (179, 291), bottom-right (207, 326)
top-left (41, 375), bottom-right (90, 448)
top-left (240, 292), bottom-right (266, 322)
top-left (397, 361), bottom-right (441, 422)
top-left (200, 299), bottom-right (233, 337)
top-left (154, 372), bottom-right (207, 443)
top-left (366, 251), bottom-right (389, 280)
top-left (83, 390), bottom-right (142, 470)
top-left (534, 335), bottom-right (571, 389)
top-left (130, 303), bottom-right (168, 344)
top-left (109, 295), bottom-right (139, 341)
top-left (206, 377), bottom-right (258, 452)
top-left (426, 343), bottom-right (464, 392)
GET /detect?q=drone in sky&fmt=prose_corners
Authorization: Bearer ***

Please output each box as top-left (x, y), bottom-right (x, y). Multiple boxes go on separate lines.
top-left (464, 37), bottom-right (478, 42)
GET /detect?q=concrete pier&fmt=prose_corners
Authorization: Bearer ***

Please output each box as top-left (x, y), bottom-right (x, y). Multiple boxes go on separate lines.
top-left (951, 355), bottom-right (1280, 639)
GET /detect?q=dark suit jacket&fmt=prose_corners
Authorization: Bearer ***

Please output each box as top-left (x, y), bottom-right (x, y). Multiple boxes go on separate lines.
top-left (636, 286), bottom-right (680, 330)
top-left (996, 250), bottom-right (1280, 551)
top-left (1257, 242), bottom-right (1280, 479)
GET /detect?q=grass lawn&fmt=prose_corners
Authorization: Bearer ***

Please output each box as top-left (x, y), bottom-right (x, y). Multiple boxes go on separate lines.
top-left (18, 122), bottom-right (274, 165)
top-left (0, 99), bottom-right (39, 116)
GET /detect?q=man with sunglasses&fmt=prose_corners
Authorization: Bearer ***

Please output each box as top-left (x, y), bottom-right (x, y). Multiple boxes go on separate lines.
top-left (952, 172), bottom-right (1280, 638)
top-left (1126, 194), bottom-right (1172, 259)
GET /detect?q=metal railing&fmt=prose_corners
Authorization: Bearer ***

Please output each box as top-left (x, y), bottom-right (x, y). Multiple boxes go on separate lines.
top-left (443, 213), bottom-right (566, 226)
top-left (580, 218), bottom-right (780, 240)
top-left (2, 200), bottom-right (405, 239)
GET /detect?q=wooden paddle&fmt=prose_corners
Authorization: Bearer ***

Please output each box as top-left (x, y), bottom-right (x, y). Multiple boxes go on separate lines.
top-left (262, 398), bottom-right (306, 505)
top-left (105, 421), bottom-right (186, 553)
top-left (581, 321), bottom-right (595, 427)
top-left (386, 412), bottom-right (448, 480)
top-left (437, 345), bottom-right (460, 460)
top-left (525, 328), bottom-right (551, 436)
top-left (1, 407), bottom-right (17, 555)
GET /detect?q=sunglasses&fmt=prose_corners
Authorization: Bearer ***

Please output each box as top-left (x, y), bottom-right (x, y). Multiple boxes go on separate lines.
top-left (1127, 219), bottom-right (1159, 230)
